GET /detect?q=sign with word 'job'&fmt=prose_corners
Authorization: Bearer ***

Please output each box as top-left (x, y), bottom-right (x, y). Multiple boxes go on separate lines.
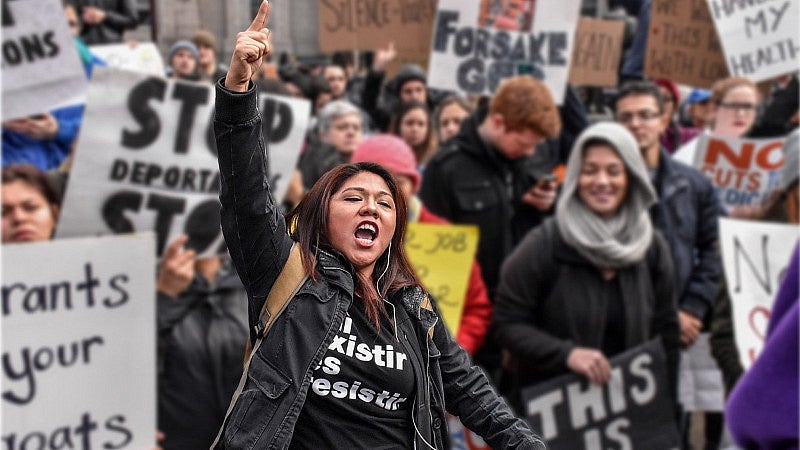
top-left (693, 135), bottom-right (786, 209)
top-left (523, 340), bottom-right (679, 450)
top-left (706, 0), bottom-right (799, 82)
top-left (404, 222), bottom-right (479, 336)
top-left (718, 218), bottom-right (798, 370)
top-left (2, 233), bottom-right (156, 450)
top-left (1, 0), bottom-right (88, 119)
top-left (56, 68), bottom-right (309, 257)
top-left (427, 0), bottom-right (580, 103)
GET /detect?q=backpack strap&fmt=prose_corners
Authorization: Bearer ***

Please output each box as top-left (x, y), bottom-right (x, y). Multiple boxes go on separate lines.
top-left (211, 242), bottom-right (308, 449)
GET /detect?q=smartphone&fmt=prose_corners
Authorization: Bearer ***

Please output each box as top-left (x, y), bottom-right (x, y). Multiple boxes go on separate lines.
top-left (29, 114), bottom-right (46, 120)
top-left (536, 174), bottom-right (557, 188)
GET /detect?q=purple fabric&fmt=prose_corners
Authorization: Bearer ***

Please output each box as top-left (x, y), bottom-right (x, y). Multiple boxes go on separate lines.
top-left (661, 125), bottom-right (701, 154)
top-left (726, 245), bottom-right (799, 450)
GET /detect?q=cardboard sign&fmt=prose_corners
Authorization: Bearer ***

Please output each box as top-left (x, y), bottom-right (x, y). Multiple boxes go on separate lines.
top-left (90, 42), bottom-right (165, 75)
top-left (318, 0), bottom-right (436, 71)
top-left (2, 233), bottom-right (156, 449)
top-left (404, 222), bottom-right (479, 337)
top-left (522, 340), bottom-right (680, 450)
top-left (718, 218), bottom-right (798, 370)
top-left (691, 135), bottom-right (786, 209)
top-left (706, 0), bottom-right (799, 82)
top-left (645, 0), bottom-right (728, 89)
top-left (1, 0), bottom-right (88, 119)
top-left (56, 68), bottom-right (309, 257)
top-left (568, 18), bottom-right (625, 88)
top-left (427, 0), bottom-right (580, 103)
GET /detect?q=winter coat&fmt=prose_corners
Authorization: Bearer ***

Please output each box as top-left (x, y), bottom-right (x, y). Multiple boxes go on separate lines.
top-left (157, 263), bottom-right (249, 450)
top-left (212, 80), bottom-right (546, 450)
top-left (493, 218), bottom-right (680, 398)
top-left (653, 149), bottom-right (722, 324)
top-left (72, 0), bottom-right (139, 45)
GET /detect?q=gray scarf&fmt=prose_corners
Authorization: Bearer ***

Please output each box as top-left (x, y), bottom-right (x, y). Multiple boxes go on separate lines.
top-left (556, 122), bottom-right (657, 269)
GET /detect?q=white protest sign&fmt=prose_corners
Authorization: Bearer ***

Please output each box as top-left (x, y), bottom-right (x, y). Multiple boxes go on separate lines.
top-left (719, 217), bottom-right (798, 370)
top-left (2, 233), bottom-right (156, 449)
top-left (1, 0), bottom-right (88, 119)
top-left (427, 0), bottom-right (580, 103)
top-left (56, 68), bottom-right (308, 257)
top-left (706, 0), bottom-right (799, 82)
top-left (90, 42), bottom-right (165, 75)
top-left (259, 92), bottom-right (311, 200)
top-left (692, 135), bottom-right (785, 209)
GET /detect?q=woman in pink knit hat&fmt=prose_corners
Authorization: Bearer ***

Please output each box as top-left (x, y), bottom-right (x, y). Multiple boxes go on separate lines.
top-left (351, 134), bottom-right (492, 355)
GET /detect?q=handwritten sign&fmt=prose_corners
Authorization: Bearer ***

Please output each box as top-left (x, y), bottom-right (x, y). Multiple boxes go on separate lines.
top-left (718, 217), bottom-right (798, 370)
top-left (568, 18), bottom-right (625, 88)
top-left (2, 233), bottom-right (156, 449)
top-left (691, 135), bottom-right (786, 209)
top-left (318, 0), bottom-right (436, 70)
top-left (706, 0), bottom-right (799, 82)
top-left (1, 0), bottom-right (88, 119)
top-left (523, 340), bottom-right (680, 450)
top-left (404, 222), bottom-right (479, 336)
top-left (90, 42), bottom-right (165, 75)
top-left (56, 68), bottom-right (309, 257)
top-left (645, 0), bottom-right (728, 89)
top-left (427, 0), bottom-right (580, 103)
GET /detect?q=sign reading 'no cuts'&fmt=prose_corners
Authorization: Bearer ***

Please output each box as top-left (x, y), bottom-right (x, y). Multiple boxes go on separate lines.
top-left (2, 234), bottom-right (156, 449)
top-left (56, 68), bottom-right (309, 257)
top-left (427, 0), bottom-right (580, 103)
top-left (522, 340), bottom-right (679, 450)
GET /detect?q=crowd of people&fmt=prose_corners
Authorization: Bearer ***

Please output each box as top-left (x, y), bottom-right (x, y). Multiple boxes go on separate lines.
top-left (2, 0), bottom-right (799, 449)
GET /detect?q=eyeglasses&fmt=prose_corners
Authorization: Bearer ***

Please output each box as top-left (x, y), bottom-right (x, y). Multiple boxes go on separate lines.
top-left (719, 102), bottom-right (757, 113)
top-left (616, 110), bottom-right (662, 124)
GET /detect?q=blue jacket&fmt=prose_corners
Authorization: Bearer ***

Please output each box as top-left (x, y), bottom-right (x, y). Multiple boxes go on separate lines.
top-left (651, 150), bottom-right (722, 322)
top-left (212, 80), bottom-right (545, 450)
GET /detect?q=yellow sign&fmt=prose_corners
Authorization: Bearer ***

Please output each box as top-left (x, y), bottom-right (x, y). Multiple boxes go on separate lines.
top-left (404, 222), bottom-right (479, 336)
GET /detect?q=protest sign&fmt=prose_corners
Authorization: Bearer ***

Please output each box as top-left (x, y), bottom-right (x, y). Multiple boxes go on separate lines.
top-left (404, 222), bottom-right (479, 336)
top-left (1, 0), bottom-right (88, 119)
top-left (2, 233), bottom-right (156, 449)
top-left (645, 0), bottom-right (728, 89)
top-left (706, 0), bottom-right (799, 82)
top-left (718, 218), bottom-right (798, 370)
top-left (523, 340), bottom-right (679, 450)
top-left (90, 42), bottom-right (165, 75)
top-left (427, 0), bottom-right (580, 103)
top-left (692, 135), bottom-right (786, 209)
top-left (318, 0), bottom-right (436, 71)
top-left (56, 68), bottom-right (308, 257)
top-left (568, 18), bottom-right (625, 88)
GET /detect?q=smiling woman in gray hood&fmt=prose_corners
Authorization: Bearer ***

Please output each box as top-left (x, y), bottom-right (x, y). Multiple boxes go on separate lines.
top-left (494, 122), bottom-right (681, 412)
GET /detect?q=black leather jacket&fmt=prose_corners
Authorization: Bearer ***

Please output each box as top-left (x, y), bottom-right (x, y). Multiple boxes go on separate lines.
top-left (213, 80), bottom-right (545, 450)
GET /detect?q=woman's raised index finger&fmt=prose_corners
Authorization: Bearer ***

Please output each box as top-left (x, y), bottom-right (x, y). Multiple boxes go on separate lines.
top-left (248, 1), bottom-right (270, 31)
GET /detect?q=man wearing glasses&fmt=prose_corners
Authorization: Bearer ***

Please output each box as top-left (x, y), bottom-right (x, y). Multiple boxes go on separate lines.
top-left (614, 81), bottom-right (724, 447)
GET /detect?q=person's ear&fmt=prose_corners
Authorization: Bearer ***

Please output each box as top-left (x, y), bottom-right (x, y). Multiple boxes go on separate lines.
top-left (490, 113), bottom-right (506, 132)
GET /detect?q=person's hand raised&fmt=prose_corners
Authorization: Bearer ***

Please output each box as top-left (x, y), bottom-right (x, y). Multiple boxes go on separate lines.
top-left (225, 1), bottom-right (271, 92)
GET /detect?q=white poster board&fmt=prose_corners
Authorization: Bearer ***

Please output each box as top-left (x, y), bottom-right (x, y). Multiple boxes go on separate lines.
top-left (56, 68), bottom-right (308, 257)
top-left (90, 42), bottom-right (165, 75)
top-left (1, 0), bottom-right (88, 119)
top-left (718, 217), bottom-right (798, 370)
top-left (692, 135), bottom-right (786, 209)
top-left (706, 0), bottom-right (799, 82)
top-left (2, 233), bottom-right (156, 449)
top-left (426, 0), bottom-right (580, 103)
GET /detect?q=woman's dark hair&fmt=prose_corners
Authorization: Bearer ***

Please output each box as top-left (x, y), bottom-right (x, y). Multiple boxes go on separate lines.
top-left (389, 101), bottom-right (436, 165)
top-left (2, 164), bottom-right (61, 210)
top-left (285, 162), bottom-right (420, 326)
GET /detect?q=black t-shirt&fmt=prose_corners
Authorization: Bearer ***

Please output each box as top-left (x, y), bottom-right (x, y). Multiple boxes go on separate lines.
top-left (290, 300), bottom-right (416, 449)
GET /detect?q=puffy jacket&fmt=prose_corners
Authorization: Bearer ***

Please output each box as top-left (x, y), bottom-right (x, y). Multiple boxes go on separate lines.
top-left (652, 150), bottom-right (722, 324)
top-left (213, 80), bottom-right (546, 450)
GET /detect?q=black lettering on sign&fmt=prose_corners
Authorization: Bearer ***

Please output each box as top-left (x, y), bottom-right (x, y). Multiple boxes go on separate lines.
top-left (172, 83), bottom-right (210, 154)
top-left (146, 193), bottom-right (187, 256)
top-left (1, 411), bottom-right (134, 450)
top-left (1, 31), bottom-right (60, 68)
top-left (2, 0), bottom-right (14, 27)
top-left (457, 58), bottom-right (484, 92)
top-left (433, 10), bottom-right (460, 52)
top-left (2, 335), bottom-right (104, 405)
top-left (732, 234), bottom-right (772, 295)
top-left (121, 77), bottom-right (167, 149)
top-left (184, 199), bottom-right (221, 254)
top-left (262, 98), bottom-right (293, 145)
top-left (102, 190), bottom-right (143, 233)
